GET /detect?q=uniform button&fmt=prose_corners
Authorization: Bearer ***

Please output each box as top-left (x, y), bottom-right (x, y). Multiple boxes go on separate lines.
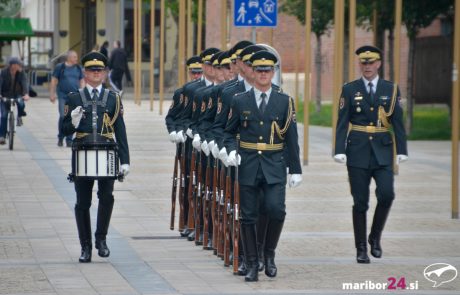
top-left (370, 122), bottom-right (374, 126)
top-left (259, 136), bottom-right (263, 140)
top-left (369, 136), bottom-right (373, 140)
top-left (258, 151), bottom-right (262, 155)
top-left (260, 121), bottom-right (263, 125)
top-left (370, 107), bottom-right (374, 111)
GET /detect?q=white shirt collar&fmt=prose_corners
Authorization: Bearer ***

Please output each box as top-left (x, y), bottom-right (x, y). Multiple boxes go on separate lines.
top-left (86, 84), bottom-right (103, 96)
top-left (204, 76), bottom-right (213, 87)
top-left (243, 79), bottom-right (253, 92)
top-left (253, 87), bottom-right (272, 107)
top-left (362, 75), bottom-right (379, 92)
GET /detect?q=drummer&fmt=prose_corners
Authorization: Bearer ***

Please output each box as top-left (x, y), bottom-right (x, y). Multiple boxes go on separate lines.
top-left (62, 51), bottom-right (130, 263)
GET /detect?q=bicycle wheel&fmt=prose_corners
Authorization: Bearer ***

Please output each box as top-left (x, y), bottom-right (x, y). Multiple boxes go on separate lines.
top-left (8, 111), bottom-right (14, 150)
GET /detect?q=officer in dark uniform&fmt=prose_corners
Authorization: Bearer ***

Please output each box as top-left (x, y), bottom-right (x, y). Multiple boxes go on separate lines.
top-left (334, 45), bottom-right (408, 264)
top-left (224, 51), bottom-right (302, 282)
top-left (63, 52), bottom-right (130, 263)
top-left (165, 56), bottom-right (203, 237)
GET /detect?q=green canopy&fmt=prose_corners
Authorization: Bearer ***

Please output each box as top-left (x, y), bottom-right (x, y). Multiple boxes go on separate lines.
top-left (0, 17), bottom-right (34, 41)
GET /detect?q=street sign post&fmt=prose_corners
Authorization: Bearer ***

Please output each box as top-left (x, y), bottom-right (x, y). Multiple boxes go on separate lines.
top-left (234, 0), bottom-right (277, 27)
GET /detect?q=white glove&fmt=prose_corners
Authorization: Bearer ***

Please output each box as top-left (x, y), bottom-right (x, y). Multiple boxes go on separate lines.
top-left (169, 131), bottom-right (177, 143)
top-left (212, 143), bottom-right (220, 158)
top-left (192, 134), bottom-right (201, 150)
top-left (186, 128), bottom-right (194, 139)
top-left (71, 106), bottom-right (84, 128)
top-left (288, 174), bottom-right (302, 188)
top-left (334, 154), bottom-right (347, 164)
top-left (208, 140), bottom-right (215, 153)
top-left (222, 157), bottom-right (229, 167)
top-left (396, 154), bottom-right (408, 164)
top-left (219, 147), bottom-right (228, 162)
top-left (227, 150), bottom-right (241, 166)
top-left (121, 164), bottom-right (130, 177)
top-left (201, 140), bottom-right (210, 156)
top-left (175, 130), bottom-right (186, 143)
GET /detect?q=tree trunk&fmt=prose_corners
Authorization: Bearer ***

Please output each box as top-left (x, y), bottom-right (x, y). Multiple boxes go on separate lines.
top-left (376, 28), bottom-right (385, 79)
top-left (315, 34), bottom-right (322, 113)
top-left (343, 29), bottom-right (349, 83)
top-left (405, 36), bottom-right (416, 135)
top-left (387, 28), bottom-right (394, 81)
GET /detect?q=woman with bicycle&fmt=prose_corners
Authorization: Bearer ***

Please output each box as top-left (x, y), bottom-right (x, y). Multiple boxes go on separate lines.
top-left (0, 57), bottom-right (30, 144)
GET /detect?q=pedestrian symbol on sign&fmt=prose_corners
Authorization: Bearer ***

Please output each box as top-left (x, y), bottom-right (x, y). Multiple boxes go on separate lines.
top-left (234, 0), bottom-right (278, 27)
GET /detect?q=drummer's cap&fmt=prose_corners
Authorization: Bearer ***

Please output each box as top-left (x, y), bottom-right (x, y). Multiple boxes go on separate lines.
top-left (250, 50), bottom-right (277, 71)
top-left (230, 40), bottom-right (254, 60)
top-left (200, 47), bottom-right (220, 65)
top-left (81, 51), bottom-right (107, 70)
top-left (240, 45), bottom-right (264, 65)
top-left (186, 56), bottom-right (203, 73)
top-left (355, 45), bottom-right (382, 63)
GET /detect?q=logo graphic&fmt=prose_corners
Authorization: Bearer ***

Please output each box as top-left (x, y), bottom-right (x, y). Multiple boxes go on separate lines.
top-left (423, 263), bottom-right (458, 287)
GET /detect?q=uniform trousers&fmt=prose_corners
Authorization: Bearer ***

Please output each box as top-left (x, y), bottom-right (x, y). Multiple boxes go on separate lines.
top-left (240, 164), bottom-right (286, 225)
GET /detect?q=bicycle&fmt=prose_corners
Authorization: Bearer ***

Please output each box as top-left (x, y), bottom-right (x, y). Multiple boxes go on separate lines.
top-left (1, 97), bottom-right (21, 150)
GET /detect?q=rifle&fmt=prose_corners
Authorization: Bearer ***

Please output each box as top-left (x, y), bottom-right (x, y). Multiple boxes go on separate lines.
top-left (223, 165), bottom-right (232, 267)
top-left (187, 147), bottom-right (196, 230)
top-left (217, 162), bottom-right (226, 259)
top-left (178, 142), bottom-right (186, 231)
top-left (194, 151), bottom-right (203, 245)
top-left (232, 141), bottom-right (240, 274)
top-left (169, 143), bottom-right (179, 230)
top-left (211, 158), bottom-right (219, 254)
top-left (203, 154), bottom-right (212, 249)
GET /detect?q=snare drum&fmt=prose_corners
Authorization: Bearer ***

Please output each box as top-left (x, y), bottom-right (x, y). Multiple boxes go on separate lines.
top-left (72, 141), bottom-right (119, 180)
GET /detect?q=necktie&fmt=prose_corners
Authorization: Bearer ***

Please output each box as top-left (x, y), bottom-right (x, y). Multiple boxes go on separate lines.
top-left (259, 92), bottom-right (267, 114)
top-left (92, 88), bottom-right (99, 101)
top-left (368, 82), bottom-right (374, 104)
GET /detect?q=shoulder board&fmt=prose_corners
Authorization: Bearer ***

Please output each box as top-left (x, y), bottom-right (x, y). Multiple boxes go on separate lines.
top-left (234, 90), bottom-right (250, 97)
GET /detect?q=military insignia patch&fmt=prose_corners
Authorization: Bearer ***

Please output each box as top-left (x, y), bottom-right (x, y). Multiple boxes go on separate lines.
top-left (201, 101), bottom-right (206, 112)
top-left (180, 94), bottom-right (184, 105)
top-left (64, 105), bottom-right (69, 116)
top-left (339, 97), bottom-right (345, 109)
top-left (228, 108), bottom-right (232, 119)
top-left (217, 98), bottom-right (222, 114)
top-left (292, 112), bottom-right (297, 123)
top-left (193, 101), bottom-right (196, 112)
top-left (120, 105), bottom-right (124, 116)
top-left (207, 97), bottom-right (212, 109)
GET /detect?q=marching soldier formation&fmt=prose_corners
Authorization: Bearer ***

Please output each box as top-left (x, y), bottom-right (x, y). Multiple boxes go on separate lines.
top-left (165, 41), bottom-right (303, 282)
top-left (166, 43), bottom-right (408, 281)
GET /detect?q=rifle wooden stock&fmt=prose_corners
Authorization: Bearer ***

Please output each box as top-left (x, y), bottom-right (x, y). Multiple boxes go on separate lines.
top-left (178, 142), bottom-right (186, 231)
top-left (211, 159), bottom-right (219, 253)
top-left (223, 165), bottom-right (232, 266)
top-left (187, 148), bottom-right (196, 229)
top-left (232, 152), bottom-right (240, 274)
top-left (194, 151), bottom-right (203, 245)
top-left (203, 155), bottom-right (211, 249)
top-left (217, 164), bottom-right (226, 259)
top-left (169, 144), bottom-right (179, 230)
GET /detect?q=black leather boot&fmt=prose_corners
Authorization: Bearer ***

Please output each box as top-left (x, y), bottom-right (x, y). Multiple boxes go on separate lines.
top-left (187, 230), bottom-right (195, 241)
top-left (241, 224), bottom-right (258, 282)
top-left (257, 214), bottom-right (269, 272)
top-left (95, 200), bottom-right (114, 258)
top-left (369, 204), bottom-right (391, 258)
top-left (353, 210), bottom-right (370, 264)
top-left (237, 235), bottom-right (247, 275)
top-left (75, 207), bottom-right (92, 263)
top-left (264, 219), bottom-right (284, 277)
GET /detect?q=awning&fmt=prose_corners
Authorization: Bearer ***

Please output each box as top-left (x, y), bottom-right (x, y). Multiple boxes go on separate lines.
top-left (0, 18), bottom-right (34, 41)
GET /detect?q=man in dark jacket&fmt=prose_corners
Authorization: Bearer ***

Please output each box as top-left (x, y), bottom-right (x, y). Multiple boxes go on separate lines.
top-left (108, 40), bottom-right (132, 93)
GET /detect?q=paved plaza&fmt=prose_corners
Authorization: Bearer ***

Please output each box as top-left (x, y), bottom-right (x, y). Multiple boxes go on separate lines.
top-left (0, 92), bottom-right (459, 294)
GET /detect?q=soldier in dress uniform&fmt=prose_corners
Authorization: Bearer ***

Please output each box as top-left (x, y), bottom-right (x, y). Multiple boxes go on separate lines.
top-left (62, 52), bottom-right (130, 263)
top-left (165, 56), bottom-right (203, 237)
top-left (334, 45), bottom-right (408, 264)
top-left (224, 51), bottom-right (302, 282)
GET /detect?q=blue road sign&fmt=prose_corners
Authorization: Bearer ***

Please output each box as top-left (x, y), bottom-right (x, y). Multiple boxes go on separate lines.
top-left (234, 0), bottom-right (277, 27)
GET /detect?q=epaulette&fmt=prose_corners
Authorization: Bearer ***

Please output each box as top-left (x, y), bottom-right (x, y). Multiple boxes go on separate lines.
top-left (234, 90), bottom-right (250, 97)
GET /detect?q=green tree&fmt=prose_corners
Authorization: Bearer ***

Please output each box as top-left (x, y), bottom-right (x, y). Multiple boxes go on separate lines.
top-left (280, 0), bottom-right (334, 112)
